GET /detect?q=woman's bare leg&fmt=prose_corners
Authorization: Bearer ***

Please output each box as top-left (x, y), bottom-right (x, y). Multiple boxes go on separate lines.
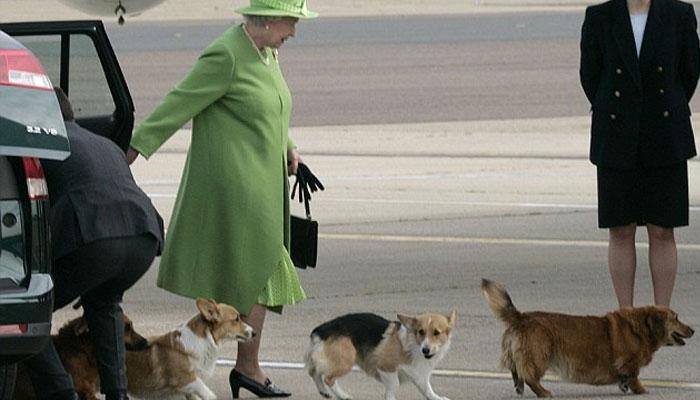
top-left (647, 224), bottom-right (677, 306)
top-left (608, 224), bottom-right (637, 307)
top-left (235, 303), bottom-right (267, 383)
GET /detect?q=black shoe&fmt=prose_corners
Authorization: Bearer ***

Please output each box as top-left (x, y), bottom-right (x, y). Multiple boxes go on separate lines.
top-left (47, 389), bottom-right (79, 400)
top-left (229, 369), bottom-right (291, 398)
top-left (105, 391), bottom-right (129, 400)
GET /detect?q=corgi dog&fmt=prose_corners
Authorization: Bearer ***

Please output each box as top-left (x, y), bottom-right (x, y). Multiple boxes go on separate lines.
top-left (481, 279), bottom-right (694, 397)
top-left (14, 313), bottom-right (149, 400)
top-left (305, 311), bottom-right (456, 400)
top-left (125, 298), bottom-right (255, 400)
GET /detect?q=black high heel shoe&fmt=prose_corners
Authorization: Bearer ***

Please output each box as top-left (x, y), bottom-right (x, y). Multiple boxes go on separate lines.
top-left (229, 369), bottom-right (291, 398)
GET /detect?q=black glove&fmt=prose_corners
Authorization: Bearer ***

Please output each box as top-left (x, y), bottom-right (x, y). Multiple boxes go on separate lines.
top-left (291, 163), bottom-right (325, 207)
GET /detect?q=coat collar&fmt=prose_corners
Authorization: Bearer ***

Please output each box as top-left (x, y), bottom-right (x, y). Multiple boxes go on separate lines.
top-left (612, 0), bottom-right (667, 90)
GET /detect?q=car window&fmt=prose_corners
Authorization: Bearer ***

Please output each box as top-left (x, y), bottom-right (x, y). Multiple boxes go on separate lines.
top-left (11, 34), bottom-right (116, 120)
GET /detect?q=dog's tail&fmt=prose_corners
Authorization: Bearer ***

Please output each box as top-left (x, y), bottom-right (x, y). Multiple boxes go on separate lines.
top-left (481, 279), bottom-right (521, 325)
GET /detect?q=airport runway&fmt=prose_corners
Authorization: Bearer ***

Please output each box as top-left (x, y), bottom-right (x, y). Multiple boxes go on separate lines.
top-left (45, 12), bottom-right (700, 400)
top-left (104, 12), bottom-right (700, 126)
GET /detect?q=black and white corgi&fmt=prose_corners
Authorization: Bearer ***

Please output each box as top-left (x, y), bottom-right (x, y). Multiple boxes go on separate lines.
top-left (305, 311), bottom-right (456, 400)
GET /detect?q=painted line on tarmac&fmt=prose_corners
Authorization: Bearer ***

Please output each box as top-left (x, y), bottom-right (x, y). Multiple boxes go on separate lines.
top-left (320, 233), bottom-right (700, 251)
top-left (321, 197), bottom-right (601, 209)
top-left (321, 197), bottom-right (700, 212)
top-left (144, 192), bottom-right (700, 212)
top-left (216, 359), bottom-right (700, 390)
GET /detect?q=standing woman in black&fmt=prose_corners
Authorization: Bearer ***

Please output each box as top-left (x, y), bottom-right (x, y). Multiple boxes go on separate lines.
top-left (580, 0), bottom-right (700, 307)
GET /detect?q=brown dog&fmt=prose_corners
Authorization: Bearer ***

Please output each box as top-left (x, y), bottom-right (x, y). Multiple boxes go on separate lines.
top-left (481, 279), bottom-right (694, 398)
top-left (14, 314), bottom-right (149, 400)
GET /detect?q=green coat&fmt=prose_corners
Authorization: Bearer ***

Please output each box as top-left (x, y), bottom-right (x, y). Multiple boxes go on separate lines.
top-left (130, 25), bottom-right (296, 314)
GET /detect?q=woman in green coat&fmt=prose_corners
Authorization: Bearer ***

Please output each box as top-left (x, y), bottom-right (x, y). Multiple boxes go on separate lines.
top-left (126, 1), bottom-right (318, 397)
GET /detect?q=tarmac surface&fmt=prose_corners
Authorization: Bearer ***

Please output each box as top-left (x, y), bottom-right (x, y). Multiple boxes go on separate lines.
top-left (66, 119), bottom-right (700, 400)
top-left (3, 1), bottom-right (699, 399)
top-left (3, 0), bottom-right (595, 22)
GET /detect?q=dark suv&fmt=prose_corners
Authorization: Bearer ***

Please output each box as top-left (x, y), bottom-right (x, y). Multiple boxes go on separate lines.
top-left (0, 21), bottom-right (134, 399)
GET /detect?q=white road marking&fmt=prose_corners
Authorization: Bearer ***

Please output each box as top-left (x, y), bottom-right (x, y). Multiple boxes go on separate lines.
top-left (144, 193), bottom-right (700, 212)
top-left (215, 359), bottom-right (700, 390)
top-left (320, 233), bottom-right (700, 251)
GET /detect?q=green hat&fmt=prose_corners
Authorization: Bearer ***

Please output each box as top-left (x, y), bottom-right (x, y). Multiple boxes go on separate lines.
top-left (236, 0), bottom-right (318, 19)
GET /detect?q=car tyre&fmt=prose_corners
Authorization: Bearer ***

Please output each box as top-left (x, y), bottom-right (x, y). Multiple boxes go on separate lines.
top-left (0, 363), bottom-right (17, 400)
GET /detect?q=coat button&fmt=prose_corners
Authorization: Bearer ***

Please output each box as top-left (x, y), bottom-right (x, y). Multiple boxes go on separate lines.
top-left (658, 66), bottom-right (663, 72)
top-left (659, 89), bottom-right (665, 94)
top-left (614, 90), bottom-right (621, 97)
top-left (663, 111), bottom-right (670, 117)
top-left (616, 68), bottom-right (622, 74)
top-left (610, 113), bottom-right (617, 120)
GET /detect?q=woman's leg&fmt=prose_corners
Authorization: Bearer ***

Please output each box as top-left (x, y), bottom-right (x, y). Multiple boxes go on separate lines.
top-left (646, 224), bottom-right (677, 306)
top-left (608, 223), bottom-right (638, 307)
top-left (234, 303), bottom-right (268, 383)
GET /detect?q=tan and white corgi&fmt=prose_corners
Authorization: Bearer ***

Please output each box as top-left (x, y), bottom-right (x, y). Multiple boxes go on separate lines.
top-left (305, 311), bottom-right (456, 400)
top-left (125, 298), bottom-right (254, 399)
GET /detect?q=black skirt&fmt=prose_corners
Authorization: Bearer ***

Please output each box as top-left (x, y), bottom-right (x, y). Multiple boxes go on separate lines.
top-left (597, 162), bottom-right (689, 228)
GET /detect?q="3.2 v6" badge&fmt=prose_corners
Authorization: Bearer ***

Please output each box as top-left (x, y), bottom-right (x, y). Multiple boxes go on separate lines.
top-left (26, 125), bottom-right (59, 135)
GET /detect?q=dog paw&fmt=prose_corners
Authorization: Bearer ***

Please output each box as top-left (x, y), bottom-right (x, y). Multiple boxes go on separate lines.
top-left (318, 390), bottom-right (331, 399)
top-left (628, 379), bottom-right (647, 395)
top-left (630, 386), bottom-right (647, 395)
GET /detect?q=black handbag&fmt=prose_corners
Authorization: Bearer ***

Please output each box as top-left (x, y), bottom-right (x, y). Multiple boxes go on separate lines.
top-left (290, 163), bottom-right (324, 269)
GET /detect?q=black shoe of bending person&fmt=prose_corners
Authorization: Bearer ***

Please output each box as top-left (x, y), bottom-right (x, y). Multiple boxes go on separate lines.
top-left (47, 389), bottom-right (79, 400)
top-left (229, 369), bottom-right (291, 398)
top-left (105, 390), bottom-right (129, 400)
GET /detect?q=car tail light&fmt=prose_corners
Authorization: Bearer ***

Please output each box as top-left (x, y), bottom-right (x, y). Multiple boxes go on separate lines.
top-left (0, 324), bottom-right (28, 335)
top-left (22, 157), bottom-right (49, 200)
top-left (0, 49), bottom-right (52, 90)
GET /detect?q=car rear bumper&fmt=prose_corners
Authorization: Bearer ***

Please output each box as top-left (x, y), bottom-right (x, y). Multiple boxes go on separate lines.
top-left (0, 273), bottom-right (52, 364)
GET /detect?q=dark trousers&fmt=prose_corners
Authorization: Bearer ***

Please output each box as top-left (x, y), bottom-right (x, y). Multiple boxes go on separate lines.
top-left (23, 234), bottom-right (158, 400)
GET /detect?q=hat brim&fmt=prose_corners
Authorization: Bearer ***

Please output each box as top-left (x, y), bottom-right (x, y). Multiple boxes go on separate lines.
top-left (235, 6), bottom-right (318, 19)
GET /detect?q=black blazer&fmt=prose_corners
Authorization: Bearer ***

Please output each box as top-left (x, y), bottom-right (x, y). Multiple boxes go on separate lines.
top-left (580, 0), bottom-right (700, 169)
top-left (41, 121), bottom-right (164, 259)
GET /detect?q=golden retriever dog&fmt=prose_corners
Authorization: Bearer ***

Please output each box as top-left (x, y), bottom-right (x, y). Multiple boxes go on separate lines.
top-left (14, 313), bottom-right (149, 400)
top-left (305, 311), bottom-right (456, 400)
top-left (125, 298), bottom-right (254, 399)
top-left (481, 279), bottom-right (694, 398)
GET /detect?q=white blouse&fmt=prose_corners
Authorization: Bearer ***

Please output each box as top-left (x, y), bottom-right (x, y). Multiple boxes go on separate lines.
top-left (630, 13), bottom-right (648, 57)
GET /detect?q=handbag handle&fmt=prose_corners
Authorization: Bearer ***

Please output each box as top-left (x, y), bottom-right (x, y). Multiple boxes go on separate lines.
top-left (291, 163), bottom-right (324, 219)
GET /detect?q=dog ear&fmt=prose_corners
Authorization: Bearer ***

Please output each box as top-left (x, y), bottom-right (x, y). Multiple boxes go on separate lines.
top-left (447, 309), bottom-right (457, 328)
top-left (646, 310), bottom-right (667, 345)
top-left (196, 298), bottom-right (221, 322)
top-left (397, 314), bottom-right (416, 330)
